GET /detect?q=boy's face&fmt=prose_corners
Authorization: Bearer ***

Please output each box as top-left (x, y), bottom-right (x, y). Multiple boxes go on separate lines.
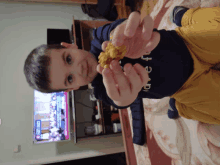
top-left (49, 44), bottom-right (98, 92)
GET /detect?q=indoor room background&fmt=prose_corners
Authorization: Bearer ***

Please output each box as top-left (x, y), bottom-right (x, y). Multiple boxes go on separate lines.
top-left (0, 1), bottom-right (124, 165)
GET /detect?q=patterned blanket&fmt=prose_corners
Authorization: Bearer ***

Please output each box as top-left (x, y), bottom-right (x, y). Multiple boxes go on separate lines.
top-left (127, 0), bottom-right (220, 164)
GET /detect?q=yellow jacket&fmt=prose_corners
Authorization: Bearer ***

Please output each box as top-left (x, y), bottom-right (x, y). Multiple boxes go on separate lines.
top-left (171, 7), bottom-right (220, 124)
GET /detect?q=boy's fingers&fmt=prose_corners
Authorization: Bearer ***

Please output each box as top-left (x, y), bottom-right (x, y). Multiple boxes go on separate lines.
top-left (124, 11), bottom-right (141, 37)
top-left (112, 24), bottom-right (126, 47)
top-left (145, 31), bottom-right (161, 53)
top-left (109, 60), bottom-right (131, 96)
top-left (133, 64), bottom-right (150, 86)
top-left (60, 42), bottom-right (69, 47)
top-left (141, 15), bottom-right (154, 41)
top-left (102, 68), bottom-right (120, 100)
top-left (112, 11), bottom-right (141, 47)
top-left (101, 41), bottom-right (110, 51)
top-left (96, 64), bottom-right (104, 75)
top-left (112, 11), bottom-right (140, 47)
top-left (124, 63), bottom-right (149, 94)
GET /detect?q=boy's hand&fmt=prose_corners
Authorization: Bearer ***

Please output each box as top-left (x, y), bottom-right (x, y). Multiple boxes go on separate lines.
top-left (103, 11), bottom-right (160, 59)
top-left (97, 60), bottom-right (149, 107)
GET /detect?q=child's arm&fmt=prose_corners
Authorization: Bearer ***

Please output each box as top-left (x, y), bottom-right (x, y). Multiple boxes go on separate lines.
top-left (129, 97), bottom-right (146, 145)
top-left (93, 82), bottom-right (146, 145)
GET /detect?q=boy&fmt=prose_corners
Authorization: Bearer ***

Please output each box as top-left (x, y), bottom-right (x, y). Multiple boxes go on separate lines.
top-left (24, 6), bottom-right (220, 145)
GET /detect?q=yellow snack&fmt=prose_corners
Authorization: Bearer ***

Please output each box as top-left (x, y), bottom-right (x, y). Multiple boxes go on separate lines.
top-left (98, 40), bottom-right (127, 68)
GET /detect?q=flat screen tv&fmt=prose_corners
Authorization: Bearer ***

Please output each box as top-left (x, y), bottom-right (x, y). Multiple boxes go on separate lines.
top-left (33, 90), bottom-right (72, 144)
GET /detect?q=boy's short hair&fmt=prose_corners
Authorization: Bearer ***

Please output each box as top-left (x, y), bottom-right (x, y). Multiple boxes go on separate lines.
top-left (24, 44), bottom-right (68, 93)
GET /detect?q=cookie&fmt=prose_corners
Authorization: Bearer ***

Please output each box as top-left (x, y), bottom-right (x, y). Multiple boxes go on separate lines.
top-left (98, 37), bottom-right (127, 68)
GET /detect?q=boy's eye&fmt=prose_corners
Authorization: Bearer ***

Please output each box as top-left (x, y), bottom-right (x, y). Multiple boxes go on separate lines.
top-left (66, 55), bottom-right (72, 64)
top-left (68, 75), bottom-right (73, 84)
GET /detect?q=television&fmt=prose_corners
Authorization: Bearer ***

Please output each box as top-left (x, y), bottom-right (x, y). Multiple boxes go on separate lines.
top-left (33, 90), bottom-right (75, 144)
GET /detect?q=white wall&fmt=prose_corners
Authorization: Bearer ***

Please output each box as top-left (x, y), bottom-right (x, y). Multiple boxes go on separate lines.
top-left (0, 2), bottom-right (124, 165)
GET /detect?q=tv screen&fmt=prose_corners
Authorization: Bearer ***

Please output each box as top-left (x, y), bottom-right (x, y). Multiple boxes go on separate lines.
top-left (33, 90), bottom-right (70, 144)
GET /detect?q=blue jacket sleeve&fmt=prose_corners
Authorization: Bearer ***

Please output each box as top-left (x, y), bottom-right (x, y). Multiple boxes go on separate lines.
top-left (168, 98), bottom-right (179, 119)
top-left (129, 97), bottom-right (146, 145)
top-left (95, 85), bottom-right (146, 145)
top-left (93, 79), bottom-right (133, 109)
top-left (91, 18), bottom-right (130, 110)
top-left (91, 18), bottom-right (146, 146)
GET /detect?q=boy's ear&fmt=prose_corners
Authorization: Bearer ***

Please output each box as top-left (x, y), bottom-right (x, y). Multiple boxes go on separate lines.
top-left (64, 87), bottom-right (80, 93)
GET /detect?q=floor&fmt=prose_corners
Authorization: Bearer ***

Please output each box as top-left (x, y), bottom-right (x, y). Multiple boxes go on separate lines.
top-left (46, 152), bottom-right (126, 165)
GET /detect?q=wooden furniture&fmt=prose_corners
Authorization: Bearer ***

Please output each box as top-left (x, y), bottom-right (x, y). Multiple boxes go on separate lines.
top-left (119, 107), bottom-right (137, 165)
top-left (3, 0), bottom-right (129, 19)
top-left (4, 0), bottom-right (122, 5)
